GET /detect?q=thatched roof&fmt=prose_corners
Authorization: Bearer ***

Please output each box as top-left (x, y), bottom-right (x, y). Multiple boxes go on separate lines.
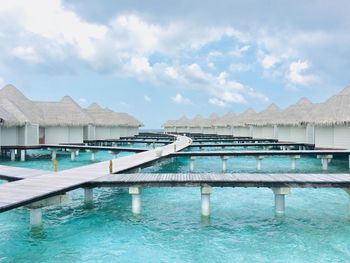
top-left (174, 115), bottom-right (190, 127)
top-left (235, 108), bottom-right (258, 126)
top-left (305, 86), bottom-right (350, 126)
top-left (250, 104), bottom-right (282, 126)
top-left (188, 114), bottom-right (205, 127)
top-left (272, 97), bottom-right (314, 126)
top-left (35, 96), bottom-right (93, 127)
top-left (85, 103), bottom-right (143, 127)
top-left (214, 111), bottom-right (237, 127)
top-left (0, 84), bottom-right (143, 128)
top-left (0, 84), bottom-right (44, 126)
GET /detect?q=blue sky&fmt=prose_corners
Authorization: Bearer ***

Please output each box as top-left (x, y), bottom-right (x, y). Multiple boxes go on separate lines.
top-left (0, 0), bottom-right (349, 128)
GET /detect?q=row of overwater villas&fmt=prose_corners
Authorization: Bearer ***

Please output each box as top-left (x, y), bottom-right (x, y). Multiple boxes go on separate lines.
top-left (0, 85), bottom-right (143, 146)
top-left (164, 86), bottom-right (350, 149)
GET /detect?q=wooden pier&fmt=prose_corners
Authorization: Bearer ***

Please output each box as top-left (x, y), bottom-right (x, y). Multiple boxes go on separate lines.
top-left (189, 142), bottom-right (315, 149)
top-left (0, 135), bottom-right (191, 220)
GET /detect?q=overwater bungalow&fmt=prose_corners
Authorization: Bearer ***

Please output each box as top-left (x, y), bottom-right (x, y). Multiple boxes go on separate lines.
top-left (233, 108), bottom-right (257, 137)
top-left (0, 85), bottom-right (142, 146)
top-left (250, 104), bottom-right (281, 139)
top-left (0, 85), bottom-right (41, 146)
top-left (307, 86), bottom-right (350, 149)
top-left (214, 111), bottom-right (237, 136)
top-left (35, 96), bottom-right (92, 144)
top-left (272, 98), bottom-right (315, 144)
top-left (85, 104), bottom-right (143, 140)
top-left (188, 115), bottom-right (206, 134)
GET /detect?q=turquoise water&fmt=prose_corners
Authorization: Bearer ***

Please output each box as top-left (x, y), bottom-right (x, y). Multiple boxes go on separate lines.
top-left (1, 148), bottom-right (350, 262)
top-left (143, 155), bottom-right (350, 174)
top-left (0, 150), bottom-right (132, 171)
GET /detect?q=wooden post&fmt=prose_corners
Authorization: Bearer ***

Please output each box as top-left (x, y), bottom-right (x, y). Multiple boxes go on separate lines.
top-left (109, 160), bottom-right (113, 174)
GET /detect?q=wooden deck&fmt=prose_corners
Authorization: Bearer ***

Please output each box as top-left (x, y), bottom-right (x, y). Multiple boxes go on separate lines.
top-left (0, 135), bottom-right (191, 213)
top-left (0, 165), bottom-right (48, 181)
top-left (189, 142), bottom-right (315, 149)
top-left (171, 149), bottom-right (350, 157)
top-left (1, 144), bottom-right (148, 153)
top-left (193, 138), bottom-right (278, 143)
top-left (88, 173), bottom-right (350, 188)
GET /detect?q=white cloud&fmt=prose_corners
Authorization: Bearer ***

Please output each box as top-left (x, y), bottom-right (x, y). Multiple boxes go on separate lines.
top-left (229, 63), bottom-right (253, 72)
top-left (207, 62), bottom-right (216, 70)
top-left (228, 45), bottom-right (250, 57)
top-left (11, 46), bottom-right (43, 63)
top-left (261, 55), bottom-right (279, 69)
top-left (172, 93), bottom-right (192, 104)
top-left (208, 98), bottom-right (226, 107)
top-left (144, 95), bottom-right (152, 102)
top-left (288, 60), bottom-right (318, 85)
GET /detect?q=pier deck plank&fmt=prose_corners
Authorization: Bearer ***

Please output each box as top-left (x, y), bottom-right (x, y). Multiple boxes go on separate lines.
top-left (89, 173), bottom-right (350, 188)
top-left (0, 136), bottom-right (190, 213)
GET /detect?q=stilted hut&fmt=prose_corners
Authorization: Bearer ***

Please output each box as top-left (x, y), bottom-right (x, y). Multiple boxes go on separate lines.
top-left (35, 96), bottom-right (92, 144)
top-left (250, 104), bottom-right (281, 139)
top-left (174, 116), bottom-right (190, 134)
top-left (214, 111), bottom-right (237, 135)
top-left (188, 115), bottom-right (205, 134)
top-left (307, 86), bottom-right (350, 149)
top-left (234, 108), bottom-right (258, 137)
top-left (273, 98), bottom-right (314, 143)
top-left (0, 85), bottom-right (41, 145)
top-left (84, 104), bottom-right (143, 140)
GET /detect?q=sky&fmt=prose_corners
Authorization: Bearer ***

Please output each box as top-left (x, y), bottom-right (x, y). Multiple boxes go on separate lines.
top-left (0, 0), bottom-right (349, 128)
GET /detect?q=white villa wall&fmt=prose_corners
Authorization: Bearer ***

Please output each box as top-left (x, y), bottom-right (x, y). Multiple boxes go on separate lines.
top-left (110, 127), bottom-right (121, 139)
top-left (26, 124), bottom-right (39, 145)
top-left (18, 126), bottom-right (25, 145)
top-left (189, 127), bottom-right (202, 134)
top-left (177, 127), bottom-right (189, 134)
top-left (315, 126), bottom-right (334, 148)
top-left (217, 127), bottom-right (232, 135)
top-left (306, 124), bottom-right (315, 144)
top-left (278, 127), bottom-right (291, 142)
top-left (1, 127), bottom-right (18, 146)
top-left (252, 127), bottom-right (262, 138)
top-left (260, 126), bottom-right (274, 139)
top-left (290, 126), bottom-right (307, 143)
top-left (45, 126), bottom-right (84, 144)
top-left (333, 125), bottom-right (350, 149)
top-left (234, 127), bottom-right (250, 137)
top-left (95, 127), bottom-right (111, 140)
top-left (84, 125), bottom-right (96, 141)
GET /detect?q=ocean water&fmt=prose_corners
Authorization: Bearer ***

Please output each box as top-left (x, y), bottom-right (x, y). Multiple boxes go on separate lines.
top-left (1, 148), bottom-right (350, 262)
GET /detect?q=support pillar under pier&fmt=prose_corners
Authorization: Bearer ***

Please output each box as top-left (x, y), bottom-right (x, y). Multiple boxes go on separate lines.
top-left (221, 156), bottom-right (229, 173)
top-left (30, 208), bottom-right (42, 226)
top-left (201, 186), bottom-right (212, 217)
top-left (271, 187), bottom-right (290, 216)
top-left (129, 187), bottom-right (141, 215)
top-left (20, 150), bottom-right (26, 162)
top-left (189, 156), bottom-right (196, 172)
top-left (84, 188), bottom-right (93, 204)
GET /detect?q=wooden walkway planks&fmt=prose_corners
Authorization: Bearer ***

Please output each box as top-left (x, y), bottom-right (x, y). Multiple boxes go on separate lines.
top-left (189, 142), bottom-right (315, 148)
top-left (0, 135), bottom-right (191, 213)
top-left (171, 150), bottom-right (350, 157)
top-left (89, 173), bottom-right (350, 188)
top-left (0, 165), bottom-right (48, 181)
top-left (1, 144), bottom-right (148, 153)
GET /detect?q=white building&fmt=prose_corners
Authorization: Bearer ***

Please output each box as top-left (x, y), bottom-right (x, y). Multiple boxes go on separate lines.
top-left (35, 96), bottom-right (93, 144)
top-left (307, 86), bottom-right (350, 149)
top-left (0, 85), bottom-right (41, 146)
top-left (250, 104), bottom-right (281, 139)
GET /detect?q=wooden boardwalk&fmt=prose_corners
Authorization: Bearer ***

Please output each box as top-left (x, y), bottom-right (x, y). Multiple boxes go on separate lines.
top-left (193, 138), bottom-right (278, 143)
top-left (88, 173), bottom-right (350, 188)
top-left (1, 144), bottom-right (148, 153)
top-left (0, 135), bottom-right (191, 213)
top-left (0, 165), bottom-right (48, 181)
top-left (189, 142), bottom-right (315, 149)
top-left (171, 149), bottom-right (350, 157)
